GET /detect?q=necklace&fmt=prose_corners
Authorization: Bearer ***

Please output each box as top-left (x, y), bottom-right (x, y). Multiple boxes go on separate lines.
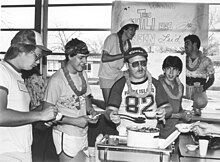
top-left (186, 56), bottom-right (201, 71)
top-left (161, 77), bottom-right (182, 100)
top-left (124, 70), bottom-right (152, 98)
top-left (117, 32), bottom-right (131, 54)
top-left (62, 66), bottom-right (87, 96)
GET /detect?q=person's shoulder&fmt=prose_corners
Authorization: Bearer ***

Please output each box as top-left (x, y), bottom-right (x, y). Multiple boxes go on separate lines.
top-left (152, 77), bottom-right (165, 91)
top-left (48, 69), bottom-right (63, 82)
top-left (201, 55), bottom-right (214, 65)
top-left (0, 61), bottom-right (8, 67)
top-left (202, 55), bottom-right (213, 61)
top-left (0, 61), bottom-right (5, 69)
top-left (109, 76), bottom-right (126, 103)
top-left (0, 61), bottom-right (10, 74)
top-left (113, 76), bottom-right (126, 87)
top-left (105, 33), bottom-right (118, 40)
top-left (152, 77), bottom-right (161, 85)
top-left (108, 33), bottom-right (118, 37)
top-left (118, 75), bottom-right (126, 82)
top-left (110, 76), bottom-right (126, 94)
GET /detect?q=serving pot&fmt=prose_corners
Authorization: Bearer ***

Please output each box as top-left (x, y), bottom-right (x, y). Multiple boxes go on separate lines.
top-left (127, 126), bottom-right (160, 148)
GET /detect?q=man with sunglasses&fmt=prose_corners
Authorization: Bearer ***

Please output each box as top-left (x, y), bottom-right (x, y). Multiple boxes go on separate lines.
top-left (0, 30), bottom-right (58, 162)
top-left (104, 47), bottom-right (173, 136)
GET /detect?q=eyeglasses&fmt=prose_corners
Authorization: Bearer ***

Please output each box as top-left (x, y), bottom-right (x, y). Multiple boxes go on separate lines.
top-left (129, 60), bottom-right (147, 68)
top-left (33, 51), bottom-right (42, 61)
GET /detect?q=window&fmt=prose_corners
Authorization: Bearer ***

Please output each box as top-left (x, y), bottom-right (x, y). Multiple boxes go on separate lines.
top-left (1, 1), bottom-right (220, 92)
top-left (47, 2), bottom-right (112, 53)
top-left (85, 63), bottom-right (91, 72)
top-left (1, 2), bottom-right (35, 52)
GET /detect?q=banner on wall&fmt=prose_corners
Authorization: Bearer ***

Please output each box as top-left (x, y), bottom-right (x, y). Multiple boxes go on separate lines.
top-left (111, 1), bottom-right (209, 48)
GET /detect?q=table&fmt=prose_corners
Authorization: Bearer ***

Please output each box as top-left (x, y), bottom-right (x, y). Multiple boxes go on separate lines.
top-left (180, 157), bottom-right (220, 162)
top-left (96, 136), bottom-right (172, 162)
top-left (179, 134), bottom-right (220, 161)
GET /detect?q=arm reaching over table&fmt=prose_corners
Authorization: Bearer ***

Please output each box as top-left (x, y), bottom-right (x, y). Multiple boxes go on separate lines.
top-left (192, 122), bottom-right (220, 136)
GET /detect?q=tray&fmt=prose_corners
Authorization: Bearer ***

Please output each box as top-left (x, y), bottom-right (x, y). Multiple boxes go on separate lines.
top-left (96, 135), bottom-right (172, 162)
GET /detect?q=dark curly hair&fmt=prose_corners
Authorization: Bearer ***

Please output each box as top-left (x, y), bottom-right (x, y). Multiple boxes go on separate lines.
top-left (184, 34), bottom-right (201, 49)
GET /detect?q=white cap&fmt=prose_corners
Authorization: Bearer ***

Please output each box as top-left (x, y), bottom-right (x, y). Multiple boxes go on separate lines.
top-left (120, 18), bottom-right (139, 29)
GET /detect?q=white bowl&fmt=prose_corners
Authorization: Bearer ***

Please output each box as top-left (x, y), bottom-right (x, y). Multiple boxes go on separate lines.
top-left (143, 111), bottom-right (156, 118)
top-left (186, 144), bottom-right (198, 151)
top-left (88, 113), bottom-right (101, 120)
top-left (175, 123), bottom-right (192, 133)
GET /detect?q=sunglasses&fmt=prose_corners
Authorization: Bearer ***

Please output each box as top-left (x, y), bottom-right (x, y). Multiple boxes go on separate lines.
top-left (129, 60), bottom-right (147, 68)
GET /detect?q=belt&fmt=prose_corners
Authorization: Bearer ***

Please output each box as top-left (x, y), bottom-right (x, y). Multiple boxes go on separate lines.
top-left (186, 77), bottom-right (206, 86)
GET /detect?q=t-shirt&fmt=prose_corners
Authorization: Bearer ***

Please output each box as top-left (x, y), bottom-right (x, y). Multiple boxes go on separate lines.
top-left (158, 75), bottom-right (184, 139)
top-left (44, 68), bottom-right (91, 137)
top-left (0, 61), bottom-right (32, 154)
top-left (107, 76), bottom-right (169, 136)
top-left (98, 33), bottom-right (130, 80)
top-left (186, 55), bottom-right (215, 83)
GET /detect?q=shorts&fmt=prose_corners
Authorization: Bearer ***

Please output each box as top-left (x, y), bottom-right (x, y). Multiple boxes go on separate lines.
top-left (52, 129), bottom-right (88, 158)
top-left (0, 151), bottom-right (32, 162)
top-left (99, 78), bottom-right (116, 89)
top-left (99, 75), bottom-right (123, 89)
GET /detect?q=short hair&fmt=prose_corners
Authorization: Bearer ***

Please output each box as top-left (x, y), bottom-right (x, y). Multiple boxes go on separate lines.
top-left (184, 34), bottom-right (201, 49)
top-left (162, 56), bottom-right (183, 74)
top-left (64, 38), bottom-right (89, 62)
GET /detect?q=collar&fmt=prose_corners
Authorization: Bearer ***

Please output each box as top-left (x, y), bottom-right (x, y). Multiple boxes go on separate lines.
top-left (4, 60), bottom-right (21, 73)
top-left (130, 77), bottom-right (148, 85)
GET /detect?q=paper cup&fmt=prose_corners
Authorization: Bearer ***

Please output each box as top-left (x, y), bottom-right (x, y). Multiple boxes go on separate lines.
top-left (199, 139), bottom-right (209, 156)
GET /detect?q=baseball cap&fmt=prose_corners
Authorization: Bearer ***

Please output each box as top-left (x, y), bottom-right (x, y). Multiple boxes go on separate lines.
top-left (124, 47), bottom-right (148, 62)
top-left (11, 30), bottom-right (51, 53)
top-left (120, 18), bottom-right (139, 29)
top-left (65, 38), bottom-right (89, 56)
